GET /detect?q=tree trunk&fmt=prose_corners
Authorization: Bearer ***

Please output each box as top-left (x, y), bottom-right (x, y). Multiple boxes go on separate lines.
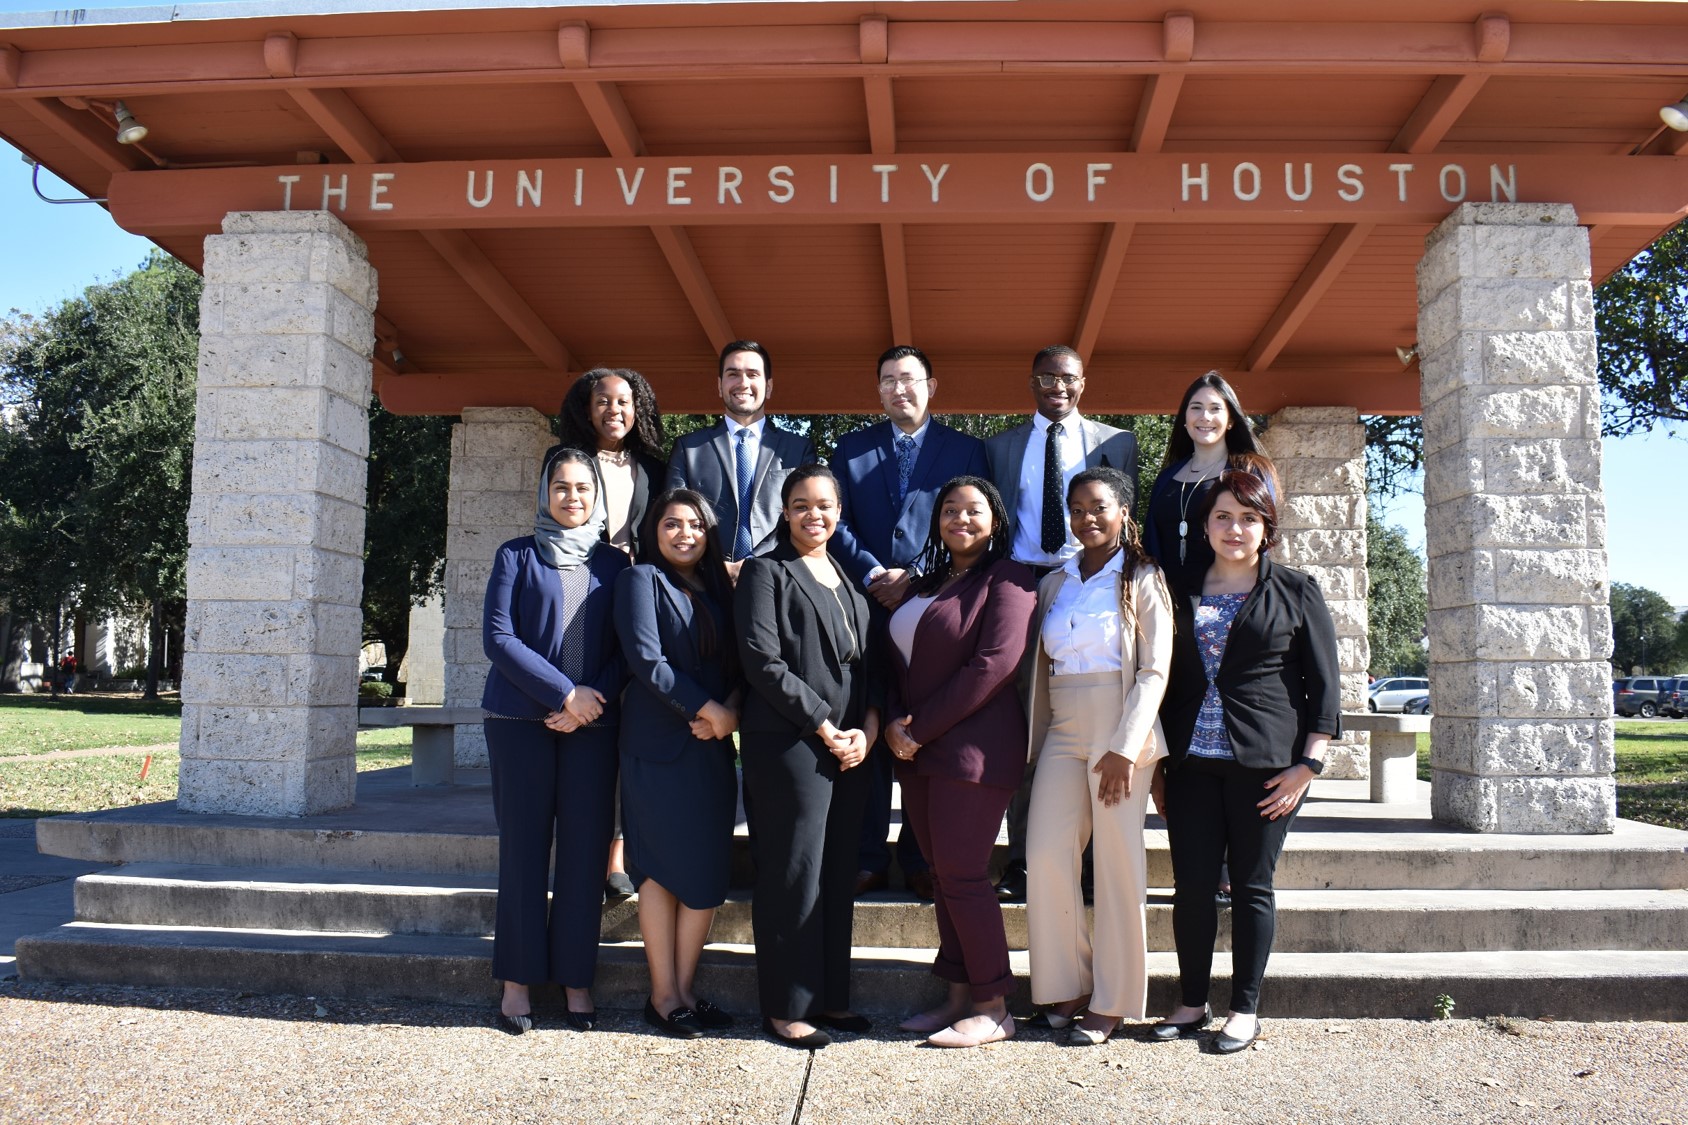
top-left (145, 599), bottom-right (164, 700)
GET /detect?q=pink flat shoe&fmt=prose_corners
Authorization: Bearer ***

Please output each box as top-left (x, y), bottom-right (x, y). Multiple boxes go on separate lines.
top-left (927, 1013), bottom-right (1015, 1048)
top-left (899, 1010), bottom-right (955, 1034)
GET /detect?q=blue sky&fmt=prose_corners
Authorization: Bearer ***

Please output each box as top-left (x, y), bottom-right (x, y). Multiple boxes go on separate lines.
top-left (1, 0), bottom-right (1684, 604)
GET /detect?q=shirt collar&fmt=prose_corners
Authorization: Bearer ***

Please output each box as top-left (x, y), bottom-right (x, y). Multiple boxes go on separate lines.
top-left (724, 415), bottom-right (766, 441)
top-left (1032, 411), bottom-right (1083, 436)
top-left (1061, 547), bottom-right (1127, 582)
top-left (891, 417), bottom-right (931, 447)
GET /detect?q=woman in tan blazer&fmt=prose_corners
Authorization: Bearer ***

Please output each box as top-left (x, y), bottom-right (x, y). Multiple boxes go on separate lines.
top-left (1024, 465), bottom-right (1174, 1045)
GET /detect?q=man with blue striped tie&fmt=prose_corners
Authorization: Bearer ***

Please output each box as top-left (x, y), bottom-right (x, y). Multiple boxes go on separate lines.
top-left (665, 340), bottom-right (818, 582)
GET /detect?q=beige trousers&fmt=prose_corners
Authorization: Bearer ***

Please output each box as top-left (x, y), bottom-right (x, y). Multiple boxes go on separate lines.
top-left (1025, 671), bottom-right (1155, 1018)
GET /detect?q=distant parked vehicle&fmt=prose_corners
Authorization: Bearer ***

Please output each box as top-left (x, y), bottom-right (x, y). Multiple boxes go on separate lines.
top-left (1403, 694), bottom-right (1431, 715)
top-left (1614, 677), bottom-right (1670, 718)
top-left (1657, 677), bottom-right (1688, 718)
top-left (1368, 676), bottom-right (1430, 713)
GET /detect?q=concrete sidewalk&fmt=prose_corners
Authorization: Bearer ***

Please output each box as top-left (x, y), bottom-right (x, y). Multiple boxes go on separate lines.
top-left (0, 819), bottom-right (114, 972)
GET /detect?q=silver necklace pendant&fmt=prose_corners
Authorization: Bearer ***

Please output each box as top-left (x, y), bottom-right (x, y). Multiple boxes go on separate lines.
top-left (1178, 519), bottom-right (1188, 539)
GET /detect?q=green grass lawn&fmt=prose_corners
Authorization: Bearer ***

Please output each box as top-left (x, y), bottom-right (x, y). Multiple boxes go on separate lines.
top-left (1415, 721), bottom-right (1688, 831)
top-left (0, 695), bottom-right (414, 818)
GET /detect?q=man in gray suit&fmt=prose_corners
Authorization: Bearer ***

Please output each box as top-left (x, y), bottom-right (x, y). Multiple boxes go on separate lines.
top-left (666, 340), bottom-right (818, 581)
top-left (985, 343), bottom-right (1138, 902)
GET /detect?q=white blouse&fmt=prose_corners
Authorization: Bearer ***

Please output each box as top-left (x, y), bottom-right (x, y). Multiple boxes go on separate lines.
top-left (1041, 550), bottom-right (1126, 675)
top-left (888, 592), bottom-right (938, 664)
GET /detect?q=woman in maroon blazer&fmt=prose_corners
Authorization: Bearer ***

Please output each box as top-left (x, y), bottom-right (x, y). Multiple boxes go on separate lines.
top-left (883, 475), bottom-right (1037, 1048)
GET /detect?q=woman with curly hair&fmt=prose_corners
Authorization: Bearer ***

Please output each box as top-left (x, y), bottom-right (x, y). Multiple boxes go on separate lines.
top-left (554, 367), bottom-right (669, 561)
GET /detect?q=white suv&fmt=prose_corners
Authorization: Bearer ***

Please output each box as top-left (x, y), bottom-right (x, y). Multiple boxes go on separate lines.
top-left (1369, 677), bottom-right (1430, 713)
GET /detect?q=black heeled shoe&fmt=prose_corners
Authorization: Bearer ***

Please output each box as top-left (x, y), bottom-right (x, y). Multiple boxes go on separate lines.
top-left (1149, 1006), bottom-right (1212, 1041)
top-left (496, 1012), bottom-right (533, 1036)
top-left (762, 1017), bottom-right (831, 1049)
top-left (563, 1008), bottom-right (596, 1031)
top-left (645, 998), bottom-right (704, 1039)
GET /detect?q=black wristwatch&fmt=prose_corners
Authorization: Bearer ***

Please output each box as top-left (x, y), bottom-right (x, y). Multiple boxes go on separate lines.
top-left (1296, 755), bottom-right (1326, 775)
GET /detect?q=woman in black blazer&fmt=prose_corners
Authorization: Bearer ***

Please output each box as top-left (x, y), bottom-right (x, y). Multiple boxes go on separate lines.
top-left (480, 446), bottom-right (630, 1034)
top-left (735, 464), bottom-right (880, 1050)
top-left (616, 488), bottom-right (743, 1039)
top-left (554, 366), bottom-right (669, 899)
top-left (1151, 469), bottom-right (1341, 1053)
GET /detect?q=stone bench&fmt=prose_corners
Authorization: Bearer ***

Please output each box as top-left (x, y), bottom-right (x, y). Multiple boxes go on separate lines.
top-left (1340, 712), bottom-right (1432, 803)
top-left (357, 705), bottom-right (484, 787)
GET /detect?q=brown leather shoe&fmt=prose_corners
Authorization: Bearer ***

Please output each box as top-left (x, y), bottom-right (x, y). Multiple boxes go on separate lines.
top-left (854, 869), bottom-right (889, 896)
top-left (905, 870), bottom-right (936, 900)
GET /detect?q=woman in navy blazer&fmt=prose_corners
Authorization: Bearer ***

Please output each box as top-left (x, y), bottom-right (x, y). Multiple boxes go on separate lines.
top-left (616, 488), bottom-right (743, 1039)
top-left (736, 464), bottom-right (881, 1049)
top-left (1151, 469), bottom-right (1340, 1053)
top-left (481, 446), bottom-right (630, 1034)
top-left (883, 476), bottom-right (1036, 1048)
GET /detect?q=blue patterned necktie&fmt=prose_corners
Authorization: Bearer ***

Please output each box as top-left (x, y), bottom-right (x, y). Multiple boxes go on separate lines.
top-left (895, 433), bottom-right (917, 503)
top-left (1040, 421), bottom-right (1066, 555)
top-left (733, 428), bottom-right (755, 561)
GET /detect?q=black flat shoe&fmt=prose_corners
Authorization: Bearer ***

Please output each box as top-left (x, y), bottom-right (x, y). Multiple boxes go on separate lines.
top-left (644, 998), bottom-right (704, 1039)
top-left (994, 864), bottom-right (1027, 903)
top-left (605, 872), bottom-right (636, 900)
top-left (693, 998), bottom-right (734, 1029)
top-left (496, 1012), bottom-right (533, 1036)
top-left (1213, 1018), bottom-right (1262, 1054)
top-left (816, 1012), bottom-right (873, 1033)
top-left (563, 1008), bottom-right (596, 1031)
top-left (1149, 1007), bottom-right (1212, 1041)
top-left (762, 1017), bottom-right (831, 1049)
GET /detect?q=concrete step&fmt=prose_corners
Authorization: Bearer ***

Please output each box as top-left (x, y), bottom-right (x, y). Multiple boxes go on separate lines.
top-left (72, 863), bottom-right (1688, 954)
top-left (40, 810), bottom-right (1688, 892)
top-left (18, 922), bottom-right (1688, 1021)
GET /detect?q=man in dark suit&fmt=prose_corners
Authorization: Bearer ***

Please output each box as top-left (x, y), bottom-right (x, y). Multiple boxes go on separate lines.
top-left (666, 340), bottom-right (818, 581)
top-left (830, 345), bottom-right (991, 898)
top-left (984, 343), bottom-right (1139, 902)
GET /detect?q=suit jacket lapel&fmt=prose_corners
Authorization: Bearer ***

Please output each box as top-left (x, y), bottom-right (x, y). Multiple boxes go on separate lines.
top-left (707, 423), bottom-right (734, 506)
top-left (875, 423), bottom-right (901, 512)
top-left (904, 424), bottom-right (948, 511)
top-left (997, 424), bottom-right (1030, 511)
top-left (786, 557), bottom-right (845, 663)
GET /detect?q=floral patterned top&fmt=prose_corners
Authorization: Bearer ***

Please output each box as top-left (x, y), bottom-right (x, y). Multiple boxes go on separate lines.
top-left (1189, 591), bottom-right (1249, 760)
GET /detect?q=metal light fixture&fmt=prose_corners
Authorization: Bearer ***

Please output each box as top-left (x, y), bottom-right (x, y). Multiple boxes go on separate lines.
top-left (1661, 101), bottom-right (1688, 132)
top-left (1395, 344), bottom-right (1418, 366)
top-left (113, 101), bottom-right (148, 145)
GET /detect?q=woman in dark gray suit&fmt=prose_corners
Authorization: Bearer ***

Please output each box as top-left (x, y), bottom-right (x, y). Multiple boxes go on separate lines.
top-left (735, 464), bottom-right (880, 1049)
top-left (616, 488), bottom-right (743, 1039)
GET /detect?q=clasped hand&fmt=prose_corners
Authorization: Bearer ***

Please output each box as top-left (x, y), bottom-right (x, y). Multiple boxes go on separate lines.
top-left (689, 699), bottom-right (739, 741)
top-left (542, 685), bottom-right (606, 732)
top-left (884, 716), bottom-right (920, 761)
top-left (818, 720), bottom-right (869, 770)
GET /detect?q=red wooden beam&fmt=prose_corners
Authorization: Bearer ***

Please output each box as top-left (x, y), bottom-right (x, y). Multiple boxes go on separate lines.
top-left (862, 16), bottom-right (911, 345)
top-left (15, 95), bottom-right (144, 175)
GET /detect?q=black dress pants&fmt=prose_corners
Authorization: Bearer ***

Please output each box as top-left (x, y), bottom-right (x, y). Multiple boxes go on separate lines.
top-left (486, 718), bottom-right (618, 989)
top-left (741, 729), bottom-right (871, 1020)
top-left (1164, 755), bottom-right (1301, 1015)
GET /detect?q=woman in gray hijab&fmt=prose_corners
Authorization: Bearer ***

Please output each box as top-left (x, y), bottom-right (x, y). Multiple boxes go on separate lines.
top-left (481, 446), bottom-right (631, 1034)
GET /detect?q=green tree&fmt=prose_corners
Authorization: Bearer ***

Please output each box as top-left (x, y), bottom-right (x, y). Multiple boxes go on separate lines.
top-left (1366, 513), bottom-right (1428, 677)
top-left (0, 253), bottom-right (200, 697)
top-left (1595, 219), bottom-right (1688, 438)
top-left (1610, 581), bottom-right (1683, 675)
top-left (361, 402), bottom-right (455, 685)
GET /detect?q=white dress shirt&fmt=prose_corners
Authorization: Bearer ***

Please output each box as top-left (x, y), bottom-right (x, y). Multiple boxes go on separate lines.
top-left (1011, 411), bottom-right (1089, 569)
top-left (888, 592), bottom-right (938, 664)
top-left (1041, 550), bottom-right (1126, 675)
top-left (723, 415), bottom-right (767, 496)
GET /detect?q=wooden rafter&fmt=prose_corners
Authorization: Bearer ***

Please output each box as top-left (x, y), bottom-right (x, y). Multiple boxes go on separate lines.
top-left (561, 21), bottom-right (734, 353)
top-left (15, 96), bottom-right (144, 175)
top-left (862, 15), bottom-right (912, 344)
top-left (285, 80), bottom-right (571, 372)
top-left (1073, 12), bottom-right (1189, 362)
top-left (1244, 14), bottom-right (1508, 373)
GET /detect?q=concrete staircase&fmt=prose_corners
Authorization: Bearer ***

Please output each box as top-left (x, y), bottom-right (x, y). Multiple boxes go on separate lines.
top-left (17, 769), bottom-right (1688, 1020)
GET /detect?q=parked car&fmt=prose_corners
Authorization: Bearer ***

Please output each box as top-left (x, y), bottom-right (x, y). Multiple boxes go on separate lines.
top-left (1657, 677), bottom-right (1688, 719)
top-left (1368, 676), bottom-right (1430, 713)
top-left (1613, 677), bottom-right (1671, 718)
top-left (1403, 694), bottom-right (1431, 715)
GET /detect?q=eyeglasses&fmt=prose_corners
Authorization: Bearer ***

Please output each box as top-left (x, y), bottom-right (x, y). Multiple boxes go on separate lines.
top-left (878, 375), bottom-right (930, 390)
top-left (1032, 373), bottom-right (1082, 389)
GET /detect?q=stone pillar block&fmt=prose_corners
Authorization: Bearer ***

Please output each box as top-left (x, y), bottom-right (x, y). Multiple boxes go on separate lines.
top-left (402, 594), bottom-right (446, 705)
top-left (1260, 407), bottom-right (1370, 780)
top-left (178, 212), bottom-right (377, 816)
top-left (443, 407), bottom-right (557, 768)
top-left (1418, 203), bottom-right (1614, 834)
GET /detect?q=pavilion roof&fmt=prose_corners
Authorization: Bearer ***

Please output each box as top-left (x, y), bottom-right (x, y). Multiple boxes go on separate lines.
top-left (3, 0), bottom-right (1686, 415)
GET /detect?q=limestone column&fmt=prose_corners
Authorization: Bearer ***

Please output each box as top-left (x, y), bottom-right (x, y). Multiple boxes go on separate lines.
top-left (1260, 407), bottom-right (1371, 779)
top-left (1417, 202), bottom-right (1614, 834)
top-left (443, 408), bottom-right (557, 769)
top-left (401, 594), bottom-right (445, 705)
top-left (178, 212), bottom-right (377, 816)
